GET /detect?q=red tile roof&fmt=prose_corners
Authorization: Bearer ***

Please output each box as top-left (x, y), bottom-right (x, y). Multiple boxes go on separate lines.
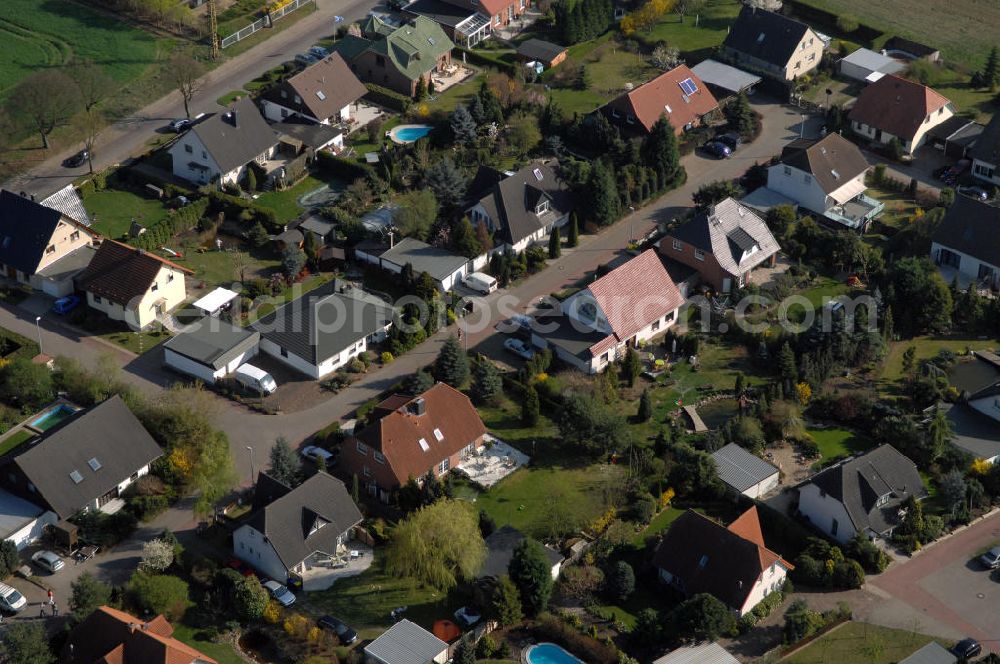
top-left (67, 606), bottom-right (218, 664)
top-left (623, 65), bottom-right (719, 133)
top-left (586, 249), bottom-right (684, 347)
top-left (848, 74), bottom-right (950, 141)
top-left (346, 383), bottom-right (487, 488)
top-left (727, 505), bottom-right (786, 572)
top-left (77, 239), bottom-right (192, 306)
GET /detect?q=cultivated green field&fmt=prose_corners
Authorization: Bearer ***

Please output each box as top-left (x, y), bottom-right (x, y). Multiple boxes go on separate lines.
top-left (0, 0), bottom-right (169, 99)
top-left (795, 0), bottom-right (998, 68)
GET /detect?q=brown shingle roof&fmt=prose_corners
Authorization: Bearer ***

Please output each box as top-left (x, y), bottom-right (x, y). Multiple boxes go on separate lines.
top-left (620, 64), bottom-right (719, 133)
top-left (265, 53), bottom-right (367, 122)
top-left (848, 74), bottom-right (950, 142)
top-left (66, 606), bottom-right (218, 664)
top-left (778, 133), bottom-right (871, 195)
top-left (77, 240), bottom-right (192, 306)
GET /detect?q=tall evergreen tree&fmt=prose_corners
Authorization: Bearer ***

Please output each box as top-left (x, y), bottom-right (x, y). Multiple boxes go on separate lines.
top-left (451, 217), bottom-right (482, 258)
top-left (403, 370), bottom-right (435, 395)
top-left (268, 437), bottom-right (302, 487)
top-left (641, 117), bottom-right (681, 184)
top-left (587, 159), bottom-right (620, 226)
top-left (425, 158), bottom-right (468, 211)
top-left (623, 346), bottom-right (641, 387)
top-left (477, 82), bottom-right (503, 124)
top-left (638, 389), bottom-right (652, 422)
top-left (508, 538), bottom-right (553, 616)
top-left (471, 358), bottom-right (503, 404)
top-left (567, 211), bottom-right (579, 247)
top-left (450, 104), bottom-right (478, 145)
top-left (726, 92), bottom-right (755, 136)
top-left (983, 46), bottom-right (1000, 91)
top-left (522, 385), bottom-right (540, 426)
top-left (548, 226), bottom-right (561, 259)
top-left (453, 636), bottom-right (476, 664)
top-left (778, 342), bottom-right (797, 392)
top-left (434, 336), bottom-right (470, 387)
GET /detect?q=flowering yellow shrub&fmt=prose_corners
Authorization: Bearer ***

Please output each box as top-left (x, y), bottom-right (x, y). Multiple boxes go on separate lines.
top-left (972, 458), bottom-right (992, 475)
top-left (590, 507), bottom-right (617, 535)
top-left (263, 601), bottom-right (282, 624)
top-left (795, 382), bottom-right (812, 406)
top-left (659, 488), bottom-right (676, 510)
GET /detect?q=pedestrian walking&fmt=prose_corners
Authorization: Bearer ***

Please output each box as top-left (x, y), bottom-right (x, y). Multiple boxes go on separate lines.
top-left (47, 589), bottom-right (53, 606)
top-left (52, 603), bottom-right (58, 617)
top-left (39, 606), bottom-right (45, 618)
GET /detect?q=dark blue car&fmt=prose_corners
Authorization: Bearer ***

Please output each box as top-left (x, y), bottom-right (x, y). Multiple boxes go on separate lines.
top-left (52, 295), bottom-right (80, 315)
top-left (704, 141), bottom-right (732, 159)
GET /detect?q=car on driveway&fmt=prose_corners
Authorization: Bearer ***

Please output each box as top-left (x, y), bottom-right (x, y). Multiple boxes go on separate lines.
top-left (503, 338), bottom-right (534, 360)
top-left (958, 185), bottom-right (989, 201)
top-left (317, 615), bottom-right (357, 644)
top-left (0, 583), bottom-right (26, 613)
top-left (716, 132), bottom-right (742, 151)
top-left (703, 141), bottom-right (731, 159)
top-left (498, 314), bottom-right (533, 336)
top-left (951, 637), bottom-right (981, 660)
top-left (52, 295), bottom-right (80, 315)
top-left (262, 580), bottom-right (296, 607)
top-left (295, 53), bottom-right (320, 66)
top-left (309, 45), bottom-right (329, 59)
top-left (453, 606), bottom-right (481, 628)
top-left (301, 445), bottom-right (336, 466)
top-left (31, 550), bottom-right (65, 573)
top-left (980, 546), bottom-right (1000, 569)
top-left (63, 150), bottom-right (89, 168)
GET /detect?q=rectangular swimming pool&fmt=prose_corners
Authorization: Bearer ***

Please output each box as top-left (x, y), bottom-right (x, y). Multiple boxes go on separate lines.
top-left (30, 404), bottom-right (79, 432)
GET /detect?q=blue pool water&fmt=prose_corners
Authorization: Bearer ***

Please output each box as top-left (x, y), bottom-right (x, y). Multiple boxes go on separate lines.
top-left (394, 125), bottom-right (432, 142)
top-left (525, 643), bottom-right (585, 664)
top-left (30, 404), bottom-right (78, 431)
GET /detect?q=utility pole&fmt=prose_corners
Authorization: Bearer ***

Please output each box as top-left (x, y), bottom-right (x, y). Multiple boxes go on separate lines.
top-left (209, 0), bottom-right (220, 60)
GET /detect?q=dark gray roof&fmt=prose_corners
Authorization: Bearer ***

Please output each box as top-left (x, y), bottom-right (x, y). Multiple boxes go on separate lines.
top-left (945, 403), bottom-right (1000, 460)
top-left (472, 161), bottom-right (573, 246)
top-left (690, 58), bottom-right (762, 94)
top-left (712, 443), bottom-right (778, 492)
top-left (535, 312), bottom-right (612, 361)
top-left (36, 245), bottom-right (96, 281)
top-left (970, 111), bottom-right (1000, 165)
top-left (0, 190), bottom-right (91, 276)
top-left (379, 237), bottom-right (468, 281)
top-left (246, 471), bottom-right (362, 569)
top-left (778, 133), bottom-right (870, 195)
top-left (404, 0), bottom-right (473, 28)
top-left (932, 196), bottom-right (1000, 267)
top-left (365, 619), bottom-right (447, 664)
top-left (669, 198), bottom-right (780, 276)
top-left (927, 116), bottom-right (984, 149)
top-left (808, 444), bottom-right (927, 535)
top-left (723, 6), bottom-right (811, 68)
top-left (479, 525), bottom-right (564, 578)
top-left (12, 396), bottom-right (162, 519)
top-left (299, 216), bottom-right (335, 238)
top-left (898, 642), bottom-right (957, 664)
top-left (274, 120), bottom-right (343, 150)
top-left (189, 97), bottom-right (278, 174)
top-left (517, 38), bottom-right (567, 63)
top-left (163, 318), bottom-right (260, 370)
top-left (252, 280), bottom-right (394, 366)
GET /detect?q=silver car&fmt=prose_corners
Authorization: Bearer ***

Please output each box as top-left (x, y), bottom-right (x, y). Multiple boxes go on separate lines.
top-left (262, 579), bottom-right (296, 607)
top-left (503, 338), bottom-right (535, 360)
top-left (31, 550), bottom-right (65, 573)
top-left (980, 546), bottom-right (1000, 569)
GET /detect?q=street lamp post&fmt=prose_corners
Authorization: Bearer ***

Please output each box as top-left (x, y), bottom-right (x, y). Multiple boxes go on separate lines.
top-left (628, 206), bottom-right (636, 244)
top-left (34, 316), bottom-right (42, 355)
top-left (246, 445), bottom-right (255, 484)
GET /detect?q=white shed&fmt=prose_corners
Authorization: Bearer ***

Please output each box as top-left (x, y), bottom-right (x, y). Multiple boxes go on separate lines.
top-left (192, 287), bottom-right (240, 317)
top-left (838, 48), bottom-right (906, 83)
top-left (711, 443), bottom-right (780, 498)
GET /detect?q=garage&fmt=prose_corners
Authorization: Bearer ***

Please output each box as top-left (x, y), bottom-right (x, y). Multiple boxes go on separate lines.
top-left (712, 442), bottom-right (780, 499)
top-left (163, 317), bottom-right (260, 384)
top-left (0, 488), bottom-right (55, 551)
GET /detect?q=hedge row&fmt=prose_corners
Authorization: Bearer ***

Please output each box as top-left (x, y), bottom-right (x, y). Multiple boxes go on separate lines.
top-left (134, 197), bottom-right (211, 250)
top-left (206, 190), bottom-right (280, 231)
top-left (315, 151), bottom-right (377, 182)
top-left (455, 46), bottom-right (516, 75)
top-left (364, 83), bottom-right (411, 113)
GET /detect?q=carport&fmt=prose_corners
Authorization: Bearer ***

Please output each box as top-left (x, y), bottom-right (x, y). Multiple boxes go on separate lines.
top-left (928, 117), bottom-right (985, 159)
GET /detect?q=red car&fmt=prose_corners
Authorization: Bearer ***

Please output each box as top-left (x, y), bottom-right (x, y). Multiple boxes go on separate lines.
top-left (225, 558), bottom-right (256, 577)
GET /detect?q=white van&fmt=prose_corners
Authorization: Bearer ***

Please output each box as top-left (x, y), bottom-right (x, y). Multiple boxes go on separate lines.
top-left (0, 582), bottom-right (27, 613)
top-left (235, 363), bottom-right (277, 394)
top-left (464, 272), bottom-right (498, 295)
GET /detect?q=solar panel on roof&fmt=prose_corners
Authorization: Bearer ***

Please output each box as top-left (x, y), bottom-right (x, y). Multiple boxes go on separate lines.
top-left (678, 77), bottom-right (698, 95)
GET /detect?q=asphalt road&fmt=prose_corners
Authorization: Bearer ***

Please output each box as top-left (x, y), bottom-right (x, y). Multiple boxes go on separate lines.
top-left (2, 0), bottom-right (381, 199)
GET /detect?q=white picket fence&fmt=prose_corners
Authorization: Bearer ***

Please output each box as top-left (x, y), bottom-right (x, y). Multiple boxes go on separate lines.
top-left (219, 0), bottom-right (314, 49)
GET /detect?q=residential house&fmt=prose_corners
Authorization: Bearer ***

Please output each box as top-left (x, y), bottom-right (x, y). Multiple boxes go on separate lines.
top-left (260, 53), bottom-right (367, 129)
top-left (838, 47), bottom-right (906, 83)
top-left (898, 642), bottom-right (957, 664)
top-left (163, 317), bottom-right (260, 385)
top-left (970, 112), bottom-right (1000, 186)
top-left (797, 444), bottom-right (927, 544)
top-left (943, 350), bottom-right (1000, 463)
top-left (480, 525), bottom-right (564, 580)
top-left (168, 97), bottom-right (279, 187)
top-left (766, 133), bottom-right (882, 231)
top-left (532, 249), bottom-right (684, 374)
top-left (721, 7), bottom-right (824, 82)
top-left (334, 15), bottom-right (454, 97)
top-left (602, 64), bottom-right (719, 136)
top-left (0, 396), bottom-right (162, 522)
top-left (0, 488), bottom-right (48, 550)
top-left (252, 279), bottom-right (393, 379)
top-left (63, 606), bottom-right (218, 664)
top-left (660, 197), bottom-right (780, 293)
top-left (652, 506), bottom-right (792, 617)
top-left (467, 160), bottom-right (574, 253)
top-left (712, 443), bottom-right (779, 499)
top-left (354, 237), bottom-right (472, 293)
top-left (930, 195), bottom-right (1000, 291)
top-left (848, 74), bottom-right (954, 154)
top-left (365, 619), bottom-right (448, 664)
top-left (340, 383), bottom-right (488, 501)
top-left (516, 39), bottom-right (567, 69)
top-left (274, 119), bottom-right (352, 157)
top-left (653, 643), bottom-right (740, 664)
top-left (76, 240), bottom-right (192, 331)
top-left (0, 190), bottom-right (97, 296)
top-left (233, 472), bottom-right (363, 583)
top-left (39, 184), bottom-right (92, 227)
top-left (405, 0), bottom-right (530, 47)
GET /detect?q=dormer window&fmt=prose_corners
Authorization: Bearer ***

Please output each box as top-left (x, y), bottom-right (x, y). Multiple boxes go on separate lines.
top-left (45, 245), bottom-right (55, 254)
top-left (672, 239), bottom-right (682, 251)
top-left (71, 231), bottom-right (80, 241)
top-left (803, 174), bottom-right (812, 184)
top-left (694, 249), bottom-right (705, 261)
top-left (535, 200), bottom-right (550, 215)
top-left (698, 554), bottom-right (708, 568)
top-left (578, 301), bottom-right (597, 323)
top-left (294, 95), bottom-right (301, 104)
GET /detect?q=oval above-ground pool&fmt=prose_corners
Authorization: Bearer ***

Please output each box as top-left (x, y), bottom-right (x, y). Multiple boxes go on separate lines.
top-left (389, 124), bottom-right (433, 144)
top-left (523, 643), bottom-right (585, 664)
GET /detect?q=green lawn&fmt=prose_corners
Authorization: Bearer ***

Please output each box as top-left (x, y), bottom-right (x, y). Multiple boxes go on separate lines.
top-left (254, 174), bottom-right (345, 223)
top-left (881, 336), bottom-right (1000, 383)
top-left (0, 429), bottom-right (37, 457)
top-left (799, 277), bottom-right (851, 309)
top-left (95, 325), bottom-right (171, 355)
top-left (170, 247), bottom-right (282, 290)
top-left (171, 623), bottom-right (246, 664)
top-left (643, 0), bottom-right (741, 55)
top-left (807, 427), bottom-right (873, 463)
top-left (425, 77), bottom-right (482, 114)
top-left (544, 38), bottom-right (660, 116)
top-left (83, 189), bottom-right (172, 240)
top-left (783, 621), bottom-right (946, 664)
top-left (216, 90), bottom-right (249, 107)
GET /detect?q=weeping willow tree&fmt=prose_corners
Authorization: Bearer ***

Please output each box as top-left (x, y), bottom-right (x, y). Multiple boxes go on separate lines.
top-left (386, 500), bottom-right (486, 590)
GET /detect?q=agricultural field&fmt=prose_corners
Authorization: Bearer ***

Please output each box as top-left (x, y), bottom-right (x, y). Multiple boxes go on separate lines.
top-left (795, 0), bottom-right (998, 69)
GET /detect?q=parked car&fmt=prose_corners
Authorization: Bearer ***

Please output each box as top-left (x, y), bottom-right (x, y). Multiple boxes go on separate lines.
top-left (703, 141), bottom-right (731, 159)
top-left (52, 295), bottom-right (80, 315)
top-left (503, 338), bottom-right (535, 361)
top-left (168, 118), bottom-right (192, 133)
top-left (958, 185), bottom-right (989, 201)
top-left (294, 53), bottom-right (320, 66)
top-left (942, 159), bottom-right (971, 185)
top-left (980, 546), bottom-right (1000, 569)
top-left (262, 580), bottom-right (296, 607)
top-left (63, 150), bottom-right (89, 168)
top-left (31, 550), bottom-right (65, 573)
top-left (309, 45), bottom-right (329, 59)
top-left (498, 314), bottom-right (533, 335)
top-left (716, 132), bottom-right (742, 151)
top-left (0, 583), bottom-right (27, 613)
top-left (951, 638), bottom-right (982, 660)
top-left (453, 606), bottom-right (481, 628)
top-left (235, 363), bottom-right (277, 394)
top-left (301, 445), bottom-right (336, 465)
top-left (317, 615), bottom-right (357, 644)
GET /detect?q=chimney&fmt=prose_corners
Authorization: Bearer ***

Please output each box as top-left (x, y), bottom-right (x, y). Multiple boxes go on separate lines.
top-left (141, 622), bottom-right (149, 631)
top-left (230, 109), bottom-right (239, 127)
top-left (410, 397), bottom-right (426, 416)
top-left (128, 622), bottom-right (137, 632)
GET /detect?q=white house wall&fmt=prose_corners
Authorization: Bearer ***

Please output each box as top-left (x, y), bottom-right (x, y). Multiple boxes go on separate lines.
top-left (931, 241), bottom-right (1000, 289)
top-left (740, 472), bottom-right (779, 499)
top-left (5, 510), bottom-right (58, 551)
top-left (259, 335), bottom-right (369, 380)
top-left (170, 132), bottom-right (223, 185)
top-left (853, 105), bottom-right (954, 153)
top-left (164, 348), bottom-right (222, 383)
top-left (234, 525), bottom-right (288, 580)
top-left (737, 562), bottom-right (789, 616)
top-left (767, 164), bottom-right (829, 212)
top-left (972, 159), bottom-right (1000, 186)
top-left (797, 482), bottom-right (856, 544)
top-left (969, 395), bottom-right (1000, 424)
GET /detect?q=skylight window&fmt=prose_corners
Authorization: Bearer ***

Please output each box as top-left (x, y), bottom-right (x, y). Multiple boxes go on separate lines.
top-left (428, 37), bottom-right (436, 45)
top-left (433, 428), bottom-right (444, 442)
top-left (88, 457), bottom-right (102, 471)
top-left (418, 438), bottom-right (430, 452)
top-left (316, 90), bottom-right (327, 100)
top-left (831, 169), bottom-right (840, 179)
top-left (1, 237), bottom-right (10, 249)
top-left (698, 554), bottom-right (709, 568)
top-left (664, 104), bottom-right (672, 114)
top-left (533, 168), bottom-right (543, 181)
top-left (678, 77), bottom-right (698, 95)
top-left (757, 32), bottom-right (766, 43)
top-left (69, 470), bottom-right (84, 484)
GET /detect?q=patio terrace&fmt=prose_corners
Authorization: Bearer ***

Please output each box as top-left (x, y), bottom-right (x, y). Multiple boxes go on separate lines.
top-left (455, 435), bottom-right (529, 488)
top-left (299, 542), bottom-right (374, 592)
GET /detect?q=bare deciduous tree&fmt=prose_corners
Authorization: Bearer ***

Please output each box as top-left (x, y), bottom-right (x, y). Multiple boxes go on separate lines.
top-left (71, 60), bottom-right (117, 114)
top-left (74, 110), bottom-right (105, 174)
top-left (9, 70), bottom-right (80, 149)
top-left (675, 0), bottom-right (707, 22)
top-left (168, 54), bottom-right (206, 119)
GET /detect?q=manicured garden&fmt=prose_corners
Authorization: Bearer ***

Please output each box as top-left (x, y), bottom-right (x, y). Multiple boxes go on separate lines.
top-left (254, 174), bottom-right (346, 223)
top-left (171, 623), bottom-right (246, 664)
top-left (643, 0), bottom-right (741, 55)
top-left (783, 621), bottom-right (944, 664)
top-left (806, 426), bottom-right (873, 464)
top-left (0, 429), bottom-right (36, 457)
top-left (880, 336), bottom-right (1000, 383)
top-left (83, 189), bottom-right (173, 239)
